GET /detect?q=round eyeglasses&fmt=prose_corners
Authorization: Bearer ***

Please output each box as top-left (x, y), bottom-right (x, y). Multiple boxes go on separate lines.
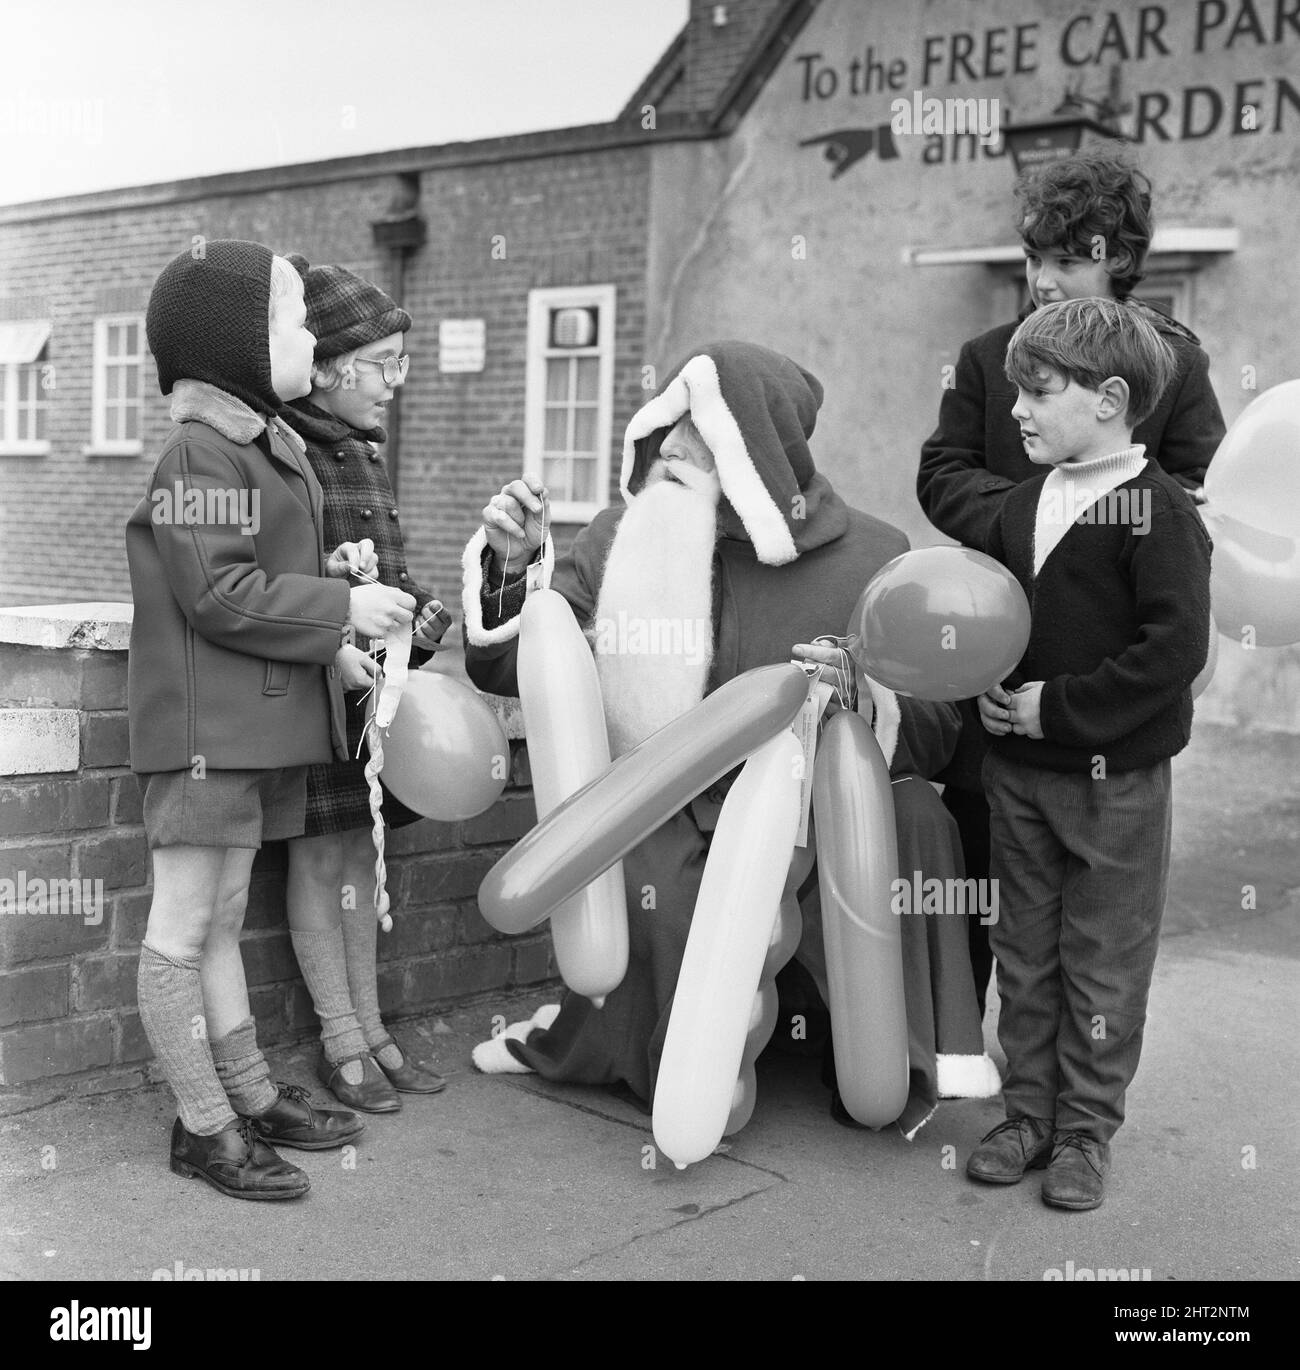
top-left (352, 354), bottom-right (410, 386)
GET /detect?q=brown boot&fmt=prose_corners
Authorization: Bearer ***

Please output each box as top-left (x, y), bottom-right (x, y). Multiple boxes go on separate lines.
top-left (966, 1116), bottom-right (1055, 1184)
top-left (1042, 1131), bottom-right (1110, 1210)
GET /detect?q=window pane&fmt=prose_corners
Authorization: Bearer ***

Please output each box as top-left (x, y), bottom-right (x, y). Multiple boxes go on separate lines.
top-left (543, 405), bottom-right (568, 451)
top-left (124, 404), bottom-right (139, 440)
top-left (124, 323), bottom-right (139, 355)
top-left (106, 366), bottom-right (122, 400)
top-left (569, 458), bottom-right (597, 503)
top-left (107, 405), bottom-right (123, 441)
top-left (574, 358), bottom-right (599, 401)
top-left (126, 362), bottom-right (141, 399)
top-left (34, 405), bottom-right (47, 441)
top-left (543, 457), bottom-right (567, 492)
top-left (544, 359), bottom-right (569, 403)
top-left (107, 324), bottom-right (124, 357)
top-left (572, 406), bottom-right (596, 453)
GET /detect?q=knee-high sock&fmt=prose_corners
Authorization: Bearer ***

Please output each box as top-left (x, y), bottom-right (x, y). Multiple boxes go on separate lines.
top-left (290, 927), bottom-right (370, 1064)
top-left (137, 942), bottom-right (236, 1136)
top-left (209, 1015), bottom-right (279, 1116)
top-left (341, 902), bottom-right (387, 1046)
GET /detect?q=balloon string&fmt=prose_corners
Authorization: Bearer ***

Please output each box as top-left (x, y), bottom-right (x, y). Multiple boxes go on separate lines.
top-left (496, 533), bottom-right (510, 621)
top-left (493, 491), bottom-right (547, 619)
top-left (363, 716), bottom-right (392, 932)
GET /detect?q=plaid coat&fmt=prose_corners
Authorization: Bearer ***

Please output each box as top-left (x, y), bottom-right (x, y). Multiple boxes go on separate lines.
top-left (283, 398), bottom-right (441, 834)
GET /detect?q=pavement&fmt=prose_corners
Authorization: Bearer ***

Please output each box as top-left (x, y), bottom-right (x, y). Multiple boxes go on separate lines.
top-left (2, 722), bottom-right (1297, 1284)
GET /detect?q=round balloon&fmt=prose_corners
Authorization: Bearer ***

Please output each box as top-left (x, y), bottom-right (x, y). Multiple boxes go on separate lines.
top-left (1202, 380), bottom-right (1300, 539)
top-left (1204, 511), bottom-right (1300, 647)
top-left (372, 669), bottom-right (509, 821)
top-left (850, 547), bottom-right (1031, 701)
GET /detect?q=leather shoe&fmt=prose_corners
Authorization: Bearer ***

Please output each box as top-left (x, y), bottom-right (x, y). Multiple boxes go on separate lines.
top-left (240, 1082), bottom-right (365, 1150)
top-left (169, 1116), bottom-right (309, 1201)
top-left (316, 1051), bottom-right (401, 1114)
top-left (1042, 1131), bottom-right (1110, 1210)
top-left (966, 1115), bottom-right (1055, 1183)
top-left (373, 1035), bottom-right (446, 1094)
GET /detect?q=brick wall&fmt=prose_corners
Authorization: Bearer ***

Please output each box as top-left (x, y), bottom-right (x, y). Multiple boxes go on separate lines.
top-left (0, 143), bottom-right (652, 621)
top-left (0, 174), bottom-right (414, 610)
top-left (399, 143), bottom-right (652, 600)
top-left (0, 603), bottom-right (557, 1094)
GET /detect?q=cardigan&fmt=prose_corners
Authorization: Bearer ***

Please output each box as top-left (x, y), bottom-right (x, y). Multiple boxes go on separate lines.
top-left (916, 304), bottom-right (1224, 787)
top-left (985, 460), bottom-right (1212, 773)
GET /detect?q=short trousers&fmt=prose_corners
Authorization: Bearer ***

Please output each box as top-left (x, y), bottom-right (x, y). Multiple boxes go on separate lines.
top-left (141, 766), bottom-right (308, 850)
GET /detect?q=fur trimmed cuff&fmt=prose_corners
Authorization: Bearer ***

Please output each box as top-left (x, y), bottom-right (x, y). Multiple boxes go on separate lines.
top-left (460, 527), bottom-right (555, 647)
top-left (469, 1003), bottom-right (561, 1074)
top-left (936, 1052), bottom-right (1003, 1100)
top-left (898, 1103), bottom-right (937, 1142)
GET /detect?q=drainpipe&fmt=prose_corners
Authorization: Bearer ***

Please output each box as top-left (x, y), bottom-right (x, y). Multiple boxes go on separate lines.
top-left (370, 172), bottom-right (426, 499)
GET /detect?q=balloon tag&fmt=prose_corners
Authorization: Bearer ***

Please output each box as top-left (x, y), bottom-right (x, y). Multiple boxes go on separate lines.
top-left (525, 560), bottom-right (545, 595)
top-left (792, 678), bottom-right (834, 847)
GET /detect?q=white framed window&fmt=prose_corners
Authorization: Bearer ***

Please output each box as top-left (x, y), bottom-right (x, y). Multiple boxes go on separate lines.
top-left (524, 285), bottom-right (616, 522)
top-left (0, 320), bottom-right (53, 455)
top-left (88, 315), bottom-right (145, 455)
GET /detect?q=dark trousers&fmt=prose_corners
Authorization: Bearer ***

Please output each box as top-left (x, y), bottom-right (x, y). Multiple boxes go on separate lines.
top-left (941, 784), bottom-right (994, 1017)
top-left (983, 751), bottom-right (1172, 1144)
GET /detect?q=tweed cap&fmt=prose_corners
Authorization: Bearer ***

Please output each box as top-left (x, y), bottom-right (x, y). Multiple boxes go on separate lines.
top-left (287, 254), bottom-right (411, 361)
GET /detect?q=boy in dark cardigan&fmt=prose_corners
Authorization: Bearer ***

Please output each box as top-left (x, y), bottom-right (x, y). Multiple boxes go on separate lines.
top-left (916, 148), bottom-right (1225, 1016)
top-left (967, 297), bottom-right (1211, 1210)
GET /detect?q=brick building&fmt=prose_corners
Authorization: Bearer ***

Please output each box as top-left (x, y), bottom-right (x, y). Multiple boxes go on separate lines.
top-left (3, 0), bottom-right (1299, 1087)
top-left (4, 0), bottom-right (1298, 613)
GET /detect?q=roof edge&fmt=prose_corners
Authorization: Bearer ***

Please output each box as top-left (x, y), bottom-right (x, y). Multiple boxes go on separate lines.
top-left (708, 0), bottom-right (823, 131)
top-left (0, 114), bottom-right (716, 226)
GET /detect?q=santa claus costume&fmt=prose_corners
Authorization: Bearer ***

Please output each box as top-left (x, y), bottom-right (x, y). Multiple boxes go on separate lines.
top-left (464, 342), bottom-right (998, 1137)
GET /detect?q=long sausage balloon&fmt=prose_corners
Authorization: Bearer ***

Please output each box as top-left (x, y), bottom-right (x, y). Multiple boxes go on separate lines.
top-left (478, 663), bottom-right (811, 934)
top-left (812, 709), bottom-right (909, 1128)
top-left (517, 590), bottom-right (629, 1006)
top-left (653, 729), bottom-right (803, 1169)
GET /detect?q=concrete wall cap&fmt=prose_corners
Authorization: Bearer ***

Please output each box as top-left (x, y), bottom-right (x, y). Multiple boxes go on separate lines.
top-left (0, 604), bottom-right (133, 652)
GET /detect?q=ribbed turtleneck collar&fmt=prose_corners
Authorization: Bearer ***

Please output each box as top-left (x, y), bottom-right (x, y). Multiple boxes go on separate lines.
top-left (1050, 445), bottom-right (1147, 484)
top-left (1033, 445), bottom-right (1148, 575)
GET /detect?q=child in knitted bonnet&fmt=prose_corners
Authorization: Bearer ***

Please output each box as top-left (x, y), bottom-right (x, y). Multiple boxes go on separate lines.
top-left (126, 239), bottom-right (417, 1200)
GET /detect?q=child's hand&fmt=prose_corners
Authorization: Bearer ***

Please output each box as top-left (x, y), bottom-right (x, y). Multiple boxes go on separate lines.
top-left (334, 644), bottom-right (379, 691)
top-left (327, 539), bottom-right (378, 579)
top-left (482, 477), bottom-right (548, 577)
top-left (348, 583), bottom-right (416, 638)
top-left (1008, 681), bottom-right (1045, 738)
top-left (412, 600), bottom-right (453, 652)
top-left (978, 682), bottom-right (1014, 735)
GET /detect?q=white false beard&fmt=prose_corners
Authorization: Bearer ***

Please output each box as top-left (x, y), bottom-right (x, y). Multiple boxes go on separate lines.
top-left (593, 464), bottom-right (719, 758)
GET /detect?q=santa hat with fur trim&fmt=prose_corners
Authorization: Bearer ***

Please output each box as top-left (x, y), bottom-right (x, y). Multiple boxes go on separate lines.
top-left (622, 342), bottom-right (824, 567)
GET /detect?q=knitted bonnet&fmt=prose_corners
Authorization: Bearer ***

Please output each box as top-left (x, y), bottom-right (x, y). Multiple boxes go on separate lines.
top-left (146, 239), bottom-right (284, 414)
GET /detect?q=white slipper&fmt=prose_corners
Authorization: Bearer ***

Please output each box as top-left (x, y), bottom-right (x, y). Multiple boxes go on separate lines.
top-left (470, 1004), bottom-right (562, 1074)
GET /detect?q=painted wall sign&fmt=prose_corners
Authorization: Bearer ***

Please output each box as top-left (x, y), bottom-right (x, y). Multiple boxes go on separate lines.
top-left (438, 318), bottom-right (486, 373)
top-left (795, 1), bottom-right (1300, 175)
